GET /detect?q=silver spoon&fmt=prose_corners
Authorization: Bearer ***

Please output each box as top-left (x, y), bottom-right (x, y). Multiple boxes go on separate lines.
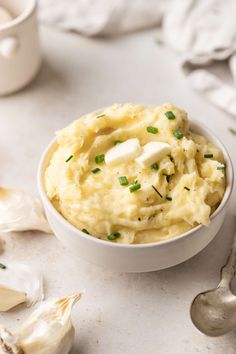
top-left (190, 233), bottom-right (236, 336)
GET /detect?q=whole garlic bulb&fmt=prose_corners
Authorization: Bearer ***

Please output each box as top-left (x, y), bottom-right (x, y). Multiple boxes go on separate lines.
top-left (0, 293), bottom-right (81, 354)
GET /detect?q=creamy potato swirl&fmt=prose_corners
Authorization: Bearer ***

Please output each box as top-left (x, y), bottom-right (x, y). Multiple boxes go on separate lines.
top-left (45, 103), bottom-right (226, 244)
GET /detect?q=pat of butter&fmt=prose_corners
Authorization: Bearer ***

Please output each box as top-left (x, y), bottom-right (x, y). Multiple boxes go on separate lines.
top-left (136, 142), bottom-right (171, 168)
top-left (105, 138), bottom-right (142, 166)
top-left (0, 6), bottom-right (13, 25)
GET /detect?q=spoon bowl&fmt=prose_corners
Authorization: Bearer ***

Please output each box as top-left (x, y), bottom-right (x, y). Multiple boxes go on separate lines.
top-left (190, 233), bottom-right (236, 336)
top-left (191, 287), bottom-right (236, 336)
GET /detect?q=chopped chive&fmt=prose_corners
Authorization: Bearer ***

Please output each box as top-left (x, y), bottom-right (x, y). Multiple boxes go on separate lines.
top-left (151, 162), bottom-right (159, 170)
top-left (0, 263), bottom-right (6, 270)
top-left (114, 140), bottom-right (123, 145)
top-left (228, 127), bottom-right (236, 135)
top-left (204, 153), bottom-right (213, 158)
top-left (184, 186), bottom-right (190, 191)
top-left (162, 173), bottom-right (171, 182)
top-left (119, 176), bottom-right (129, 186)
top-left (147, 126), bottom-right (158, 134)
top-left (166, 196), bottom-right (172, 201)
top-left (96, 114), bottom-right (106, 118)
top-left (151, 185), bottom-right (163, 198)
top-left (95, 154), bottom-right (105, 164)
top-left (92, 167), bottom-right (101, 174)
top-left (165, 111), bottom-right (175, 120)
top-left (217, 165), bottom-right (225, 170)
top-left (129, 182), bottom-right (141, 193)
top-left (82, 228), bottom-right (90, 235)
top-left (155, 37), bottom-right (163, 46)
top-left (173, 129), bottom-right (184, 139)
top-left (65, 155), bottom-right (73, 162)
top-left (107, 232), bottom-right (121, 241)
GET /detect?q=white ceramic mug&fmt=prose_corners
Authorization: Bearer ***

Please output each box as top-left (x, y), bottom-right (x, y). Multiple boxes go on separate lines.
top-left (0, 0), bottom-right (41, 95)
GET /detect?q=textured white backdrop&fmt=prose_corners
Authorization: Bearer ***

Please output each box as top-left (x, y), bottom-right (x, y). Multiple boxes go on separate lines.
top-left (0, 25), bottom-right (236, 353)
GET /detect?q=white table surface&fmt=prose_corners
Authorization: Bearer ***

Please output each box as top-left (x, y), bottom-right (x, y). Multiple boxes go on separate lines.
top-left (0, 26), bottom-right (236, 354)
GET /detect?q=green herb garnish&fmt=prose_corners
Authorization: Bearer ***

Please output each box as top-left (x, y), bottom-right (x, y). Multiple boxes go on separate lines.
top-left (0, 263), bottom-right (6, 270)
top-left (95, 154), bottom-right (105, 164)
top-left (119, 176), bottom-right (129, 186)
top-left (151, 185), bottom-right (163, 198)
top-left (173, 130), bottom-right (184, 139)
top-left (155, 37), bottom-right (164, 46)
top-left (204, 153), bottom-right (213, 158)
top-left (165, 111), bottom-right (175, 120)
top-left (129, 181), bottom-right (141, 193)
top-left (65, 155), bottom-right (73, 163)
top-left (96, 114), bottom-right (106, 118)
top-left (166, 196), bottom-right (172, 201)
top-left (114, 140), bottom-right (123, 145)
top-left (228, 127), bottom-right (236, 135)
top-left (151, 162), bottom-right (159, 170)
top-left (107, 232), bottom-right (121, 241)
top-left (184, 186), bottom-right (190, 191)
top-left (82, 228), bottom-right (90, 235)
top-left (147, 126), bottom-right (158, 134)
top-left (92, 168), bottom-right (101, 174)
top-left (217, 165), bottom-right (225, 170)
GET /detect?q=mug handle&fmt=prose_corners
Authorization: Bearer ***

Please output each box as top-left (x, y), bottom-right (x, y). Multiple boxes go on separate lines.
top-left (0, 36), bottom-right (19, 59)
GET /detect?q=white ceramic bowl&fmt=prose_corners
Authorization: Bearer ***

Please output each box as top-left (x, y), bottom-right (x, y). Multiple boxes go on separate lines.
top-left (38, 120), bottom-right (234, 272)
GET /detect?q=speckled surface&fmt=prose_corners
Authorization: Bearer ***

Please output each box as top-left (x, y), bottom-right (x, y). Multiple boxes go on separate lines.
top-left (0, 26), bottom-right (236, 354)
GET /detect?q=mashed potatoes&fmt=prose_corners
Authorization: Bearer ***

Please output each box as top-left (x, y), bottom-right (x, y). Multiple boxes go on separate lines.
top-left (45, 103), bottom-right (226, 244)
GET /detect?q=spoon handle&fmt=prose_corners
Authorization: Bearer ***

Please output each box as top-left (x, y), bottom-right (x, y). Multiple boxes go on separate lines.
top-left (220, 233), bottom-right (236, 288)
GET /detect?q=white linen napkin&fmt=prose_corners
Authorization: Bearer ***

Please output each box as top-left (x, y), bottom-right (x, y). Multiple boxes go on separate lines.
top-left (38, 0), bottom-right (168, 36)
top-left (39, 0), bottom-right (236, 116)
top-left (162, 0), bottom-right (236, 116)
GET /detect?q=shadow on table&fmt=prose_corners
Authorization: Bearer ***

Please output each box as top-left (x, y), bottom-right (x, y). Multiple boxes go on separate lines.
top-left (70, 338), bottom-right (90, 354)
top-left (21, 57), bottom-right (68, 95)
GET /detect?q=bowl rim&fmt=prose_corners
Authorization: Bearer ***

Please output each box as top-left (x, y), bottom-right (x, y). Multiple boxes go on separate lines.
top-left (0, 0), bottom-right (36, 31)
top-left (38, 118), bottom-right (234, 249)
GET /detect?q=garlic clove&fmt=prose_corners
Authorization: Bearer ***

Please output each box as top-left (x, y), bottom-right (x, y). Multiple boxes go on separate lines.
top-left (0, 286), bottom-right (26, 312)
top-left (0, 294), bottom-right (81, 353)
top-left (0, 188), bottom-right (51, 233)
top-left (16, 293), bottom-right (81, 354)
top-left (0, 327), bottom-right (22, 354)
top-left (0, 262), bottom-right (43, 309)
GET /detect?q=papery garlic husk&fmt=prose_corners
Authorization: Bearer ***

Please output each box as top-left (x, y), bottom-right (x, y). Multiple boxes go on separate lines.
top-left (0, 188), bottom-right (51, 233)
top-left (0, 327), bottom-right (23, 354)
top-left (0, 293), bottom-right (82, 354)
top-left (0, 262), bottom-right (43, 311)
top-left (0, 286), bottom-right (26, 312)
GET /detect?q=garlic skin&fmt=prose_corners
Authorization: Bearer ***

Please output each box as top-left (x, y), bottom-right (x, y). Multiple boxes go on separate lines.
top-left (0, 294), bottom-right (81, 354)
top-left (0, 327), bottom-right (22, 354)
top-left (0, 188), bottom-right (51, 233)
top-left (0, 262), bottom-right (43, 310)
top-left (0, 286), bottom-right (26, 312)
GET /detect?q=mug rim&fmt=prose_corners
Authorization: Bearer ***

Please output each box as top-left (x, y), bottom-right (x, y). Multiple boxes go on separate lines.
top-left (0, 0), bottom-right (36, 31)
